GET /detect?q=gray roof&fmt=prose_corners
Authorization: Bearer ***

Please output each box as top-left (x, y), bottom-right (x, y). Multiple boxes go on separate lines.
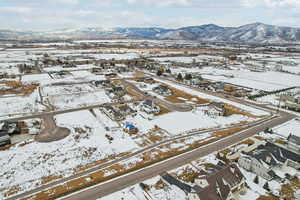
top-left (288, 134), bottom-right (300, 145)
top-left (247, 142), bottom-right (300, 165)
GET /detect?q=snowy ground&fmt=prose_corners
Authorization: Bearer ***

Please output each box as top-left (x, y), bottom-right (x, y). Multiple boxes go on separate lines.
top-left (172, 64), bottom-right (300, 91)
top-left (0, 90), bottom-right (44, 119)
top-left (156, 79), bottom-right (269, 116)
top-left (48, 90), bottom-right (111, 109)
top-left (152, 55), bottom-right (223, 63)
top-left (0, 110), bottom-right (139, 198)
top-left (256, 87), bottom-right (300, 105)
top-left (100, 176), bottom-right (186, 200)
top-left (128, 108), bottom-right (254, 136)
top-left (273, 118), bottom-right (300, 138)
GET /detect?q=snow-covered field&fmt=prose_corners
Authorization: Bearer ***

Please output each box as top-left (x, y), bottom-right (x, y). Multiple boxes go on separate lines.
top-left (198, 67), bottom-right (299, 91)
top-left (101, 176), bottom-right (186, 200)
top-left (43, 64), bottom-right (98, 72)
top-left (48, 90), bottom-right (110, 109)
top-left (152, 55), bottom-right (223, 63)
top-left (0, 90), bottom-right (44, 119)
top-left (128, 108), bottom-right (254, 135)
top-left (0, 110), bottom-right (139, 198)
top-left (41, 83), bottom-right (96, 96)
top-left (156, 79), bottom-right (269, 116)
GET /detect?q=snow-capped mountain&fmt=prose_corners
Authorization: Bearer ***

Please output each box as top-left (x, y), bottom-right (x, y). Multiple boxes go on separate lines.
top-left (1, 23), bottom-right (300, 43)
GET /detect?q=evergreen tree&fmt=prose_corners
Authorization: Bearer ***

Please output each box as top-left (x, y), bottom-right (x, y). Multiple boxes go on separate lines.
top-left (156, 70), bottom-right (163, 76)
top-left (263, 181), bottom-right (270, 191)
top-left (184, 73), bottom-right (192, 80)
top-left (177, 73), bottom-right (183, 81)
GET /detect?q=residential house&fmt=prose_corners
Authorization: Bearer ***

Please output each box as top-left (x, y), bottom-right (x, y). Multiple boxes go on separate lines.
top-left (1, 121), bottom-right (21, 135)
top-left (102, 106), bottom-right (124, 121)
top-left (116, 104), bottom-right (135, 116)
top-left (95, 80), bottom-right (111, 87)
top-left (287, 134), bottom-right (300, 152)
top-left (153, 85), bottom-right (172, 96)
top-left (140, 99), bottom-right (160, 114)
top-left (123, 123), bottom-right (138, 134)
top-left (204, 102), bottom-right (226, 117)
top-left (212, 82), bottom-right (225, 91)
top-left (116, 64), bottom-right (129, 73)
top-left (91, 67), bottom-right (102, 74)
top-left (238, 142), bottom-right (300, 180)
top-left (0, 131), bottom-right (11, 146)
top-left (188, 163), bottom-right (245, 200)
top-left (105, 86), bottom-right (126, 99)
top-left (144, 77), bottom-right (155, 84)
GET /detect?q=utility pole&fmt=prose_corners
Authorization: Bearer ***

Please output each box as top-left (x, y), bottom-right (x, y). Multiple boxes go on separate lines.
top-left (277, 94), bottom-right (282, 114)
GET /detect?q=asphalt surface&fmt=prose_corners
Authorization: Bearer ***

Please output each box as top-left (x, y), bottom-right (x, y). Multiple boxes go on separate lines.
top-left (0, 99), bottom-right (143, 123)
top-left (35, 114), bottom-right (70, 142)
top-left (121, 79), bottom-right (193, 112)
top-left (7, 119), bottom-right (260, 200)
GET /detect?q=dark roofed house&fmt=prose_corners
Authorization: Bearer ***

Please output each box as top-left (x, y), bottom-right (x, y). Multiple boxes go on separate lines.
top-left (105, 86), bottom-right (126, 99)
top-left (0, 131), bottom-right (11, 147)
top-left (141, 99), bottom-right (160, 114)
top-left (102, 106), bottom-right (124, 121)
top-left (188, 164), bottom-right (245, 200)
top-left (153, 85), bottom-right (172, 96)
top-left (204, 102), bottom-right (226, 117)
top-left (287, 134), bottom-right (300, 152)
top-left (238, 142), bottom-right (300, 180)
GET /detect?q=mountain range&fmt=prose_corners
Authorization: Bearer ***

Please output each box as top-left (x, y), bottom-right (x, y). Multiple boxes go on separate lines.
top-left (1, 22), bottom-right (300, 43)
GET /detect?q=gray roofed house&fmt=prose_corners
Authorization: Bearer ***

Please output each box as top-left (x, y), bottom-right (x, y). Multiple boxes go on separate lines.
top-left (152, 85), bottom-right (172, 96)
top-left (0, 131), bottom-right (11, 146)
top-left (287, 134), bottom-right (300, 152)
top-left (141, 99), bottom-right (160, 114)
top-left (188, 164), bottom-right (245, 200)
top-left (238, 142), bottom-right (300, 180)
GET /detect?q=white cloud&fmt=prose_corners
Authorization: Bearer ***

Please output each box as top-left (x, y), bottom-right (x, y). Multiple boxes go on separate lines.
top-left (264, 0), bottom-right (300, 7)
top-left (127, 0), bottom-right (192, 7)
top-left (0, 6), bottom-right (33, 14)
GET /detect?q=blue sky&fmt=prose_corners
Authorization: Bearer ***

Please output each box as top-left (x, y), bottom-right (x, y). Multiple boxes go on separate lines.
top-left (0, 0), bottom-right (299, 31)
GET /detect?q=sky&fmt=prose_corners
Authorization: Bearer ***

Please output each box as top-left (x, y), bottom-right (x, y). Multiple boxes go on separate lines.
top-left (0, 0), bottom-right (299, 31)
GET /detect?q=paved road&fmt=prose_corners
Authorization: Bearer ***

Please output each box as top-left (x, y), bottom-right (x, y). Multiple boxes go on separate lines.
top-left (35, 114), bottom-right (70, 143)
top-left (59, 111), bottom-right (295, 200)
top-left (0, 99), bottom-right (143, 123)
top-left (7, 117), bottom-right (263, 200)
top-left (120, 79), bottom-right (193, 112)
top-left (4, 75), bottom-right (297, 200)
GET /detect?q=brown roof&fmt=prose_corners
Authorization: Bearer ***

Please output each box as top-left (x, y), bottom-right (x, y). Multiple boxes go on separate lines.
top-left (193, 164), bottom-right (244, 200)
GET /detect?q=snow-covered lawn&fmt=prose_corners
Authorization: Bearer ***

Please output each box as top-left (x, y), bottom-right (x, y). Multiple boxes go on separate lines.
top-left (100, 176), bottom-right (186, 200)
top-left (128, 108), bottom-right (254, 136)
top-left (41, 83), bottom-right (96, 96)
top-left (273, 118), bottom-right (300, 138)
top-left (48, 90), bottom-right (111, 110)
top-left (0, 90), bottom-right (44, 119)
